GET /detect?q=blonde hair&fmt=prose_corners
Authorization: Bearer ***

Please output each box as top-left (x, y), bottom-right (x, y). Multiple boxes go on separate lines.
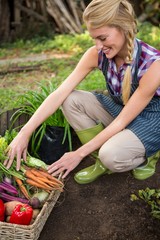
top-left (83, 0), bottom-right (138, 105)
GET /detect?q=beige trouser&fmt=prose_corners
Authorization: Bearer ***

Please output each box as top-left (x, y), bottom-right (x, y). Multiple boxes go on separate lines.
top-left (61, 90), bottom-right (146, 172)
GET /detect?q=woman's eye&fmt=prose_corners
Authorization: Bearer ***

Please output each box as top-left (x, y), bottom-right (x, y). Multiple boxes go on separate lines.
top-left (100, 36), bottom-right (109, 41)
top-left (100, 38), bottom-right (106, 41)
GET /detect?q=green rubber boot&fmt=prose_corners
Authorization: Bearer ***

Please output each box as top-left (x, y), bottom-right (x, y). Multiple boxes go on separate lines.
top-left (74, 123), bottom-right (112, 184)
top-left (132, 151), bottom-right (160, 180)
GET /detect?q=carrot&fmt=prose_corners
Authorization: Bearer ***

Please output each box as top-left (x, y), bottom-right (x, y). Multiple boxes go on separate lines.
top-left (23, 168), bottom-right (64, 192)
top-left (30, 169), bottom-right (64, 187)
top-left (30, 169), bottom-right (49, 179)
top-left (36, 168), bottom-right (64, 185)
top-left (36, 176), bottom-right (60, 187)
top-left (14, 177), bottom-right (30, 200)
top-left (26, 178), bottom-right (52, 191)
top-left (37, 178), bottom-right (63, 191)
top-left (24, 169), bottom-right (42, 182)
top-left (25, 171), bottom-right (53, 190)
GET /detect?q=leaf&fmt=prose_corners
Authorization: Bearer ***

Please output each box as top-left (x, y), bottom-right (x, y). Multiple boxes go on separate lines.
top-left (130, 194), bottom-right (139, 201)
top-left (10, 80), bottom-right (73, 156)
top-left (138, 188), bottom-right (156, 202)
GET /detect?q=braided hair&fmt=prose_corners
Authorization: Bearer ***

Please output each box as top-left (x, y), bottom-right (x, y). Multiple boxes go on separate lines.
top-left (83, 0), bottom-right (138, 105)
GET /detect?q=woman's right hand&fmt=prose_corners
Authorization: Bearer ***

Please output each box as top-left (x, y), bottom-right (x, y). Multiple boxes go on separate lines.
top-left (4, 131), bottom-right (30, 171)
top-left (47, 150), bottom-right (84, 179)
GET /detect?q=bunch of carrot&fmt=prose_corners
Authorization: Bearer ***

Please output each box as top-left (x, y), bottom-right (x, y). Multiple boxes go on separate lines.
top-left (14, 167), bottom-right (64, 200)
top-left (25, 167), bottom-right (64, 192)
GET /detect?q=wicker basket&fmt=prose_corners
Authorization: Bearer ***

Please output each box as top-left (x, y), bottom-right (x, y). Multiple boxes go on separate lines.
top-left (0, 190), bottom-right (61, 240)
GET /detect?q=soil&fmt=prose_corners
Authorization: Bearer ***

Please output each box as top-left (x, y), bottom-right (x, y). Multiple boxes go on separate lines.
top-left (39, 139), bottom-right (160, 240)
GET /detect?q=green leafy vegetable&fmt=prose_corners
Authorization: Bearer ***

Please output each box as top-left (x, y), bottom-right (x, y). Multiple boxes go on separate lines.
top-left (131, 187), bottom-right (160, 220)
top-left (26, 156), bottom-right (47, 169)
top-left (4, 129), bottom-right (18, 144)
top-left (0, 137), bottom-right (8, 153)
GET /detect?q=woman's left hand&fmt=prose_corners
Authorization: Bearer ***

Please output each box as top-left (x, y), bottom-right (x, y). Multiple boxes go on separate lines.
top-left (47, 150), bottom-right (83, 179)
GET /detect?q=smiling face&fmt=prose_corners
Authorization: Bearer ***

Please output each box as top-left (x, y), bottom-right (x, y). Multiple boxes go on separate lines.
top-left (88, 25), bottom-right (127, 61)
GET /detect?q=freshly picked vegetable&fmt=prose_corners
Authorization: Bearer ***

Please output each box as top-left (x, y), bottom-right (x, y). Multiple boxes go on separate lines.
top-left (9, 203), bottom-right (33, 225)
top-left (3, 129), bottom-right (18, 145)
top-left (0, 179), bottom-right (18, 196)
top-left (29, 190), bottom-right (49, 209)
top-left (0, 176), bottom-right (29, 204)
top-left (31, 208), bottom-right (40, 223)
top-left (5, 200), bottom-right (40, 224)
top-left (24, 167), bottom-right (64, 193)
top-left (0, 137), bottom-right (8, 153)
top-left (14, 177), bottom-right (30, 200)
top-left (0, 137), bottom-right (8, 162)
top-left (0, 199), bottom-right (5, 221)
top-left (0, 129), bottom-right (18, 156)
top-left (0, 162), bottom-right (63, 204)
top-left (0, 130), bottom-right (64, 214)
top-left (26, 156), bottom-right (48, 169)
top-left (4, 201), bottom-right (24, 216)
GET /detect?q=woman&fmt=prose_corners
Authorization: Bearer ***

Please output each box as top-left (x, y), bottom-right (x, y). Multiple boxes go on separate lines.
top-left (5, 0), bottom-right (160, 184)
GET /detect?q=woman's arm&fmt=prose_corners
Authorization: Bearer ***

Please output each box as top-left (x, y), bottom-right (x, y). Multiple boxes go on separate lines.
top-left (78, 60), bottom-right (160, 156)
top-left (20, 46), bottom-right (99, 138)
top-left (5, 46), bottom-right (99, 170)
top-left (48, 60), bottom-right (160, 177)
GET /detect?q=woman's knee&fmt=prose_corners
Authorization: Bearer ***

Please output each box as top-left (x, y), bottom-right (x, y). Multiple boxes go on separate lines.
top-left (99, 146), bottom-right (116, 172)
top-left (99, 130), bottom-right (146, 172)
top-left (99, 144), bottom-right (124, 172)
top-left (62, 90), bottom-right (78, 112)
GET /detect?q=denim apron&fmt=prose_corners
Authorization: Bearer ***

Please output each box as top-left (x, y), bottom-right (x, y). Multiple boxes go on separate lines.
top-left (94, 42), bottom-right (160, 158)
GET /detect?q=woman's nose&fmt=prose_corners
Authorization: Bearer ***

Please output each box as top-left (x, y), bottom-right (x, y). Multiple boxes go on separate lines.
top-left (95, 39), bottom-right (103, 50)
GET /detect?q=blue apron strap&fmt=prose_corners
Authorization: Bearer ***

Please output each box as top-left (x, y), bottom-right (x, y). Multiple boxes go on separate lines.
top-left (131, 40), bottom-right (142, 92)
top-left (101, 52), bottom-right (109, 76)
